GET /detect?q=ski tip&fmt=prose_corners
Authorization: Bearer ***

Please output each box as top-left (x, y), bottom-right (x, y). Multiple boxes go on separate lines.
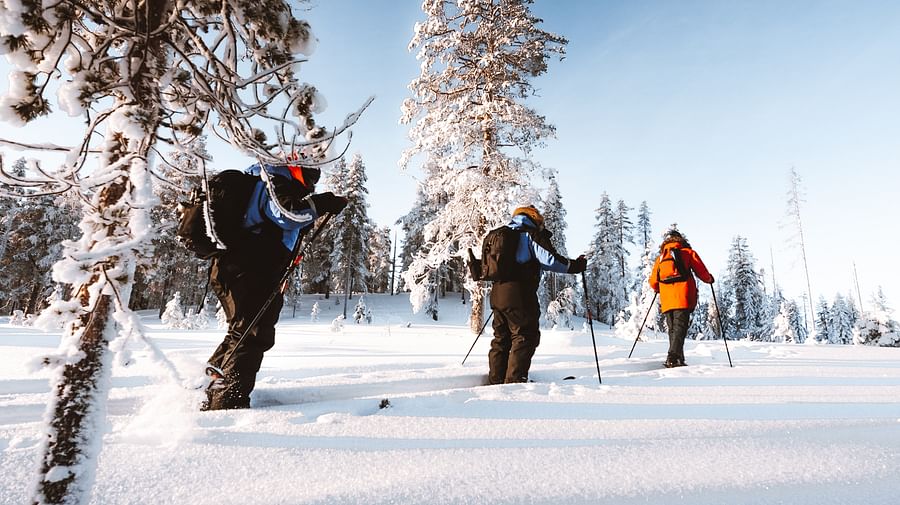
top-left (563, 376), bottom-right (576, 381)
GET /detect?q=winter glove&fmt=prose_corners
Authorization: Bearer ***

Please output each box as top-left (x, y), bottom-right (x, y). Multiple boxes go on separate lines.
top-left (567, 255), bottom-right (587, 274)
top-left (310, 192), bottom-right (348, 215)
top-left (707, 274), bottom-right (715, 284)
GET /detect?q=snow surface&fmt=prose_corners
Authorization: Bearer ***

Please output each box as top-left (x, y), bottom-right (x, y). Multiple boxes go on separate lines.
top-left (2, 293), bottom-right (899, 505)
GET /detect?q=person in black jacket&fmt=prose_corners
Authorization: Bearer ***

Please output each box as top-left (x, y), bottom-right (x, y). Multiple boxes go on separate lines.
top-left (203, 162), bottom-right (347, 411)
top-left (487, 206), bottom-right (586, 385)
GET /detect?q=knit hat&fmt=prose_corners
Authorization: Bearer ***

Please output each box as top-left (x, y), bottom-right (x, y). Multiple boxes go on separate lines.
top-left (512, 205), bottom-right (544, 229)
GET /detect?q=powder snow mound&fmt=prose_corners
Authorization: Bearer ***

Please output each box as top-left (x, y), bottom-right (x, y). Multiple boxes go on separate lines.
top-left (3, 293), bottom-right (900, 504)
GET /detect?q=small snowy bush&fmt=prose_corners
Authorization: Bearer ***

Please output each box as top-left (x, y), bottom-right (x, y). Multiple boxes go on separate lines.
top-left (310, 301), bottom-right (320, 322)
top-left (331, 314), bottom-right (345, 332)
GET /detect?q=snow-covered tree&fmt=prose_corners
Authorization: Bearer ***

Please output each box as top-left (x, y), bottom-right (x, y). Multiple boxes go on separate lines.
top-left (720, 236), bottom-right (767, 340)
top-left (585, 193), bottom-right (622, 326)
top-left (310, 301), bottom-right (321, 323)
top-left (331, 153), bottom-right (372, 300)
top-left (829, 293), bottom-right (856, 345)
top-left (615, 246), bottom-right (660, 341)
top-left (811, 296), bottom-right (831, 344)
top-left (783, 167), bottom-right (816, 333)
top-left (613, 199), bottom-right (634, 306)
top-left (539, 172), bottom-right (570, 314)
top-left (0, 3), bottom-right (363, 503)
top-left (302, 156), bottom-right (347, 298)
top-left (400, 0), bottom-right (567, 330)
top-left (545, 287), bottom-right (576, 330)
top-left (636, 201), bottom-right (652, 253)
top-left (367, 226), bottom-right (393, 294)
top-left (853, 288), bottom-right (900, 347)
top-left (161, 292), bottom-right (187, 330)
top-left (331, 313), bottom-right (345, 332)
top-left (772, 297), bottom-right (806, 343)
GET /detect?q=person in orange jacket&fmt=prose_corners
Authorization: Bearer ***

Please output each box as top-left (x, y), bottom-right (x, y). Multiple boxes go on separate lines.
top-left (648, 227), bottom-right (714, 368)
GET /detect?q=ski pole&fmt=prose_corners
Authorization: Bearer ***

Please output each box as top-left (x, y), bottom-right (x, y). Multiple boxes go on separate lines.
top-left (709, 283), bottom-right (734, 367)
top-left (627, 291), bottom-right (658, 359)
top-left (213, 213), bottom-right (334, 375)
top-left (581, 271), bottom-right (603, 385)
top-left (461, 310), bottom-right (494, 365)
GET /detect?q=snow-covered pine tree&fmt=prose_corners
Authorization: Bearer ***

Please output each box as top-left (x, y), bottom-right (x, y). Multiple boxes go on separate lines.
top-left (353, 296), bottom-right (368, 324)
top-left (613, 199), bottom-right (634, 309)
top-left (0, 162), bottom-right (79, 315)
top-left (161, 292), bottom-right (187, 330)
top-left (400, 0), bottom-right (567, 331)
top-left (546, 287), bottom-right (576, 330)
top-left (367, 226), bottom-right (393, 293)
top-left (396, 185), bottom-right (433, 295)
top-left (811, 296), bottom-right (831, 344)
top-left (772, 296), bottom-right (807, 343)
top-left (310, 301), bottom-right (321, 322)
top-left (829, 293), bottom-right (855, 344)
top-left (331, 153), bottom-right (372, 312)
top-left (615, 245), bottom-right (660, 341)
top-left (853, 287), bottom-right (900, 346)
top-left (539, 172), bottom-right (570, 315)
top-left (300, 156), bottom-right (347, 298)
top-left (0, 3), bottom-right (361, 503)
top-left (585, 193), bottom-right (622, 326)
top-left (636, 201), bottom-right (652, 253)
top-left (721, 236), bottom-right (767, 340)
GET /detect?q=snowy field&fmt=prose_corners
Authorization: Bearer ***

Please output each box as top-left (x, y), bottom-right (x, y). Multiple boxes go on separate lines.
top-left (2, 293), bottom-right (900, 505)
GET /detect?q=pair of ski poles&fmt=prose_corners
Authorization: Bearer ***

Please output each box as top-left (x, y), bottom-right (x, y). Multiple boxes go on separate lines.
top-left (627, 284), bottom-right (733, 367)
top-left (460, 272), bottom-right (603, 385)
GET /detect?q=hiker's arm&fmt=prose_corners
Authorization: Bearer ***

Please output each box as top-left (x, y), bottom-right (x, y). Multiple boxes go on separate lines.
top-left (690, 250), bottom-right (714, 284)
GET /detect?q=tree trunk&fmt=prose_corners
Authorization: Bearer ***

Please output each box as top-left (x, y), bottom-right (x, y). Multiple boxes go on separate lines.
top-left (33, 294), bottom-right (114, 504)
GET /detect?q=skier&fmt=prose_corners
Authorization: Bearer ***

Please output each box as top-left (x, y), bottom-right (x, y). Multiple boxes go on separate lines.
top-left (485, 205), bottom-right (586, 384)
top-left (648, 227), bottom-right (714, 368)
top-left (203, 161), bottom-right (347, 410)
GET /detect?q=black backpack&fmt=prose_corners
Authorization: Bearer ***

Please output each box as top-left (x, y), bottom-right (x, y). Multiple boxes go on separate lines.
top-left (176, 170), bottom-right (260, 259)
top-left (474, 226), bottom-right (520, 282)
top-left (657, 247), bottom-right (690, 284)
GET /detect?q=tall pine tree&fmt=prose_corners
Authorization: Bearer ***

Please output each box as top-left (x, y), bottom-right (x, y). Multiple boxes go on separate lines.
top-left (400, 0), bottom-right (567, 329)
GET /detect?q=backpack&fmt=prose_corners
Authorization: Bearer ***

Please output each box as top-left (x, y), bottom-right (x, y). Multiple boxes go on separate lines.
top-left (657, 247), bottom-right (690, 284)
top-left (477, 226), bottom-right (521, 282)
top-left (176, 170), bottom-right (260, 259)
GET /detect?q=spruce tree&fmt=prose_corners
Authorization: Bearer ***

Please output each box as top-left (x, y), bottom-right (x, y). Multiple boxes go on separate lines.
top-left (330, 153), bottom-right (372, 303)
top-left (721, 236), bottom-right (767, 340)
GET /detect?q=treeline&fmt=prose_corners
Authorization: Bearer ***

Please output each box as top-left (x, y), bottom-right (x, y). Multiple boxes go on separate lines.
top-left (0, 151), bottom-right (394, 319)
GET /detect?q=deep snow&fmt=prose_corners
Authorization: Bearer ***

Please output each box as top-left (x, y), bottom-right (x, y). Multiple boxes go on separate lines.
top-left (2, 293), bottom-right (899, 504)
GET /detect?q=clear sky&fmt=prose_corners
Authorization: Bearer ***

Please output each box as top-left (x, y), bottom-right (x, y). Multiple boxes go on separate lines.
top-left (3, 1), bottom-right (899, 313)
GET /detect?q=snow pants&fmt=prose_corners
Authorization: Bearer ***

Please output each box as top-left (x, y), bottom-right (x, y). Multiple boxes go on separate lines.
top-left (488, 281), bottom-right (541, 384)
top-left (204, 251), bottom-right (285, 410)
top-left (664, 309), bottom-right (692, 365)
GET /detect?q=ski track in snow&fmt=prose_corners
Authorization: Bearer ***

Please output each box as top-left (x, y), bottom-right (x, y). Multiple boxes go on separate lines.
top-left (2, 294), bottom-right (900, 505)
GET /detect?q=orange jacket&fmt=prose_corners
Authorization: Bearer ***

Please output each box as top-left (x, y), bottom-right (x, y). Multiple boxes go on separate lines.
top-left (648, 241), bottom-right (713, 313)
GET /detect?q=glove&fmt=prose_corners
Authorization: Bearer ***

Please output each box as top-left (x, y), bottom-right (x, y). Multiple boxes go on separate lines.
top-left (567, 255), bottom-right (587, 274)
top-left (707, 274), bottom-right (715, 284)
top-left (310, 192), bottom-right (348, 215)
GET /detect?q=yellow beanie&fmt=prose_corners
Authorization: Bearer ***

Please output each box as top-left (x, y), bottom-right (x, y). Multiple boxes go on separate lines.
top-left (512, 205), bottom-right (544, 229)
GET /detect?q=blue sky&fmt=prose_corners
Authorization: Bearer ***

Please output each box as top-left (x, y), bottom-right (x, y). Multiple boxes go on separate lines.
top-left (3, 0), bottom-right (899, 312)
top-left (294, 0), bottom-right (900, 311)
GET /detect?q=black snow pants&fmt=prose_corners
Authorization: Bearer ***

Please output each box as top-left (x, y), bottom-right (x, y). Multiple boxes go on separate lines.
top-left (664, 309), bottom-right (692, 366)
top-left (204, 247), bottom-right (287, 410)
top-left (488, 281), bottom-right (541, 384)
